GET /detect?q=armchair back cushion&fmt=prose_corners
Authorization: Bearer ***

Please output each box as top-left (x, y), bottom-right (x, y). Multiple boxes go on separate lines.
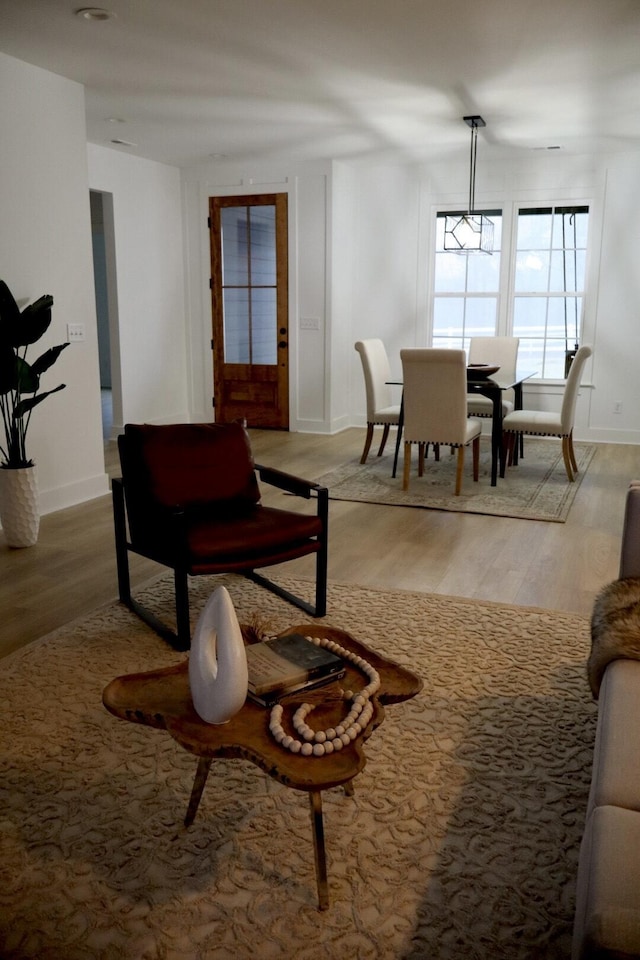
top-left (119, 422), bottom-right (261, 544)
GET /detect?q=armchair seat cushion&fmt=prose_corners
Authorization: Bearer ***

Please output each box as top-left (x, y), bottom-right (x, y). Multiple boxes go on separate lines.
top-left (186, 505), bottom-right (323, 571)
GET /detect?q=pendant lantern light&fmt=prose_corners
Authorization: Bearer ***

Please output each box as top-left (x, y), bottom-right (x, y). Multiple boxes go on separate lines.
top-left (444, 116), bottom-right (494, 254)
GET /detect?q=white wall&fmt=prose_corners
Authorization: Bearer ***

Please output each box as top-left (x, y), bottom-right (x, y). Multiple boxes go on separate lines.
top-left (588, 152), bottom-right (640, 440)
top-left (0, 53), bottom-right (107, 515)
top-left (87, 145), bottom-right (189, 431)
top-left (350, 164), bottom-right (422, 422)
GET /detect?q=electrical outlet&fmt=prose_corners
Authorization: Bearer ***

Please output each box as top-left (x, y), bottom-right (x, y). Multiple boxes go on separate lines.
top-left (67, 323), bottom-right (85, 342)
top-left (614, 401), bottom-right (623, 414)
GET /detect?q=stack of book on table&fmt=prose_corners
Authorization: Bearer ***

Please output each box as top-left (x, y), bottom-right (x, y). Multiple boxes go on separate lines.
top-left (246, 633), bottom-right (345, 706)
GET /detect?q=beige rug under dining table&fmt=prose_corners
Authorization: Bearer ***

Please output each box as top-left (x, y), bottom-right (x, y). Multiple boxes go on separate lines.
top-left (316, 437), bottom-right (595, 522)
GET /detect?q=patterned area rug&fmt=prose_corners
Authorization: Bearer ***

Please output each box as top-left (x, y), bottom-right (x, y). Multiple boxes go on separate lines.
top-left (0, 574), bottom-right (595, 960)
top-left (316, 438), bottom-right (595, 522)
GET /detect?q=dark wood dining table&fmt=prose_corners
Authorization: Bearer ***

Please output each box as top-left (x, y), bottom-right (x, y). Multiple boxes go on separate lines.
top-left (389, 368), bottom-right (537, 486)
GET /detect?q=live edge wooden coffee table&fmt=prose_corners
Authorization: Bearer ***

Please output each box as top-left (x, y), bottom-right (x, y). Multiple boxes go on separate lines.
top-left (102, 624), bottom-right (422, 910)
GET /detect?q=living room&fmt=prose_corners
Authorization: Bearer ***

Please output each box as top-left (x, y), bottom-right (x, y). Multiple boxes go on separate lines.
top-left (2, 2), bottom-right (640, 956)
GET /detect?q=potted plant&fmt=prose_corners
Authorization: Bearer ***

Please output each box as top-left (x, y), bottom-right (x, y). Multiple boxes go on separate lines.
top-left (0, 279), bottom-right (69, 547)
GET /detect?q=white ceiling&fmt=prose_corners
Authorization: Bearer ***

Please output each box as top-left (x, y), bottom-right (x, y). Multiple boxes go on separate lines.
top-left (1, 0), bottom-right (640, 168)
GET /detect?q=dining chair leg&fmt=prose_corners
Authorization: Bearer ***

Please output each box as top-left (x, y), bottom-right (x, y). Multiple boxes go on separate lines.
top-left (434, 443), bottom-right (440, 462)
top-left (377, 424), bottom-right (390, 457)
top-left (402, 442), bottom-right (412, 491)
top-left (418, 442), bottom-right (425, 476)
top-left (568, 431), bottom-right (579, 474)
top-left (360, 424), bottom-right (374, 463)
top-left (561, 436), bottom-right (575, 481)
top-left (472, 436), bottom-right (480, 481)
top-left (455, 447), bottom-right (465, 496)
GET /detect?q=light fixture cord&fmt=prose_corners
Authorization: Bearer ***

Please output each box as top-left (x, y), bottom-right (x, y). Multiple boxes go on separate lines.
top-left (468, 122), bottom-right (478, 215)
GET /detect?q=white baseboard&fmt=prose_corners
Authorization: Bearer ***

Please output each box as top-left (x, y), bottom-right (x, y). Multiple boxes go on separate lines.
top-left (38, 472), bottom-right (110, 517)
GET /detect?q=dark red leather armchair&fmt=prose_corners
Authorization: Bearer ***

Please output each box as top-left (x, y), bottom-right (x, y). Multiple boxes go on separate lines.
top-left (113, 421), bottom-right (328, 650)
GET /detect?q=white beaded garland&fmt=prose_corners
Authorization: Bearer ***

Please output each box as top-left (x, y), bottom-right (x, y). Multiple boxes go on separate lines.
top-left (267, 634), bottom-right (380, 757)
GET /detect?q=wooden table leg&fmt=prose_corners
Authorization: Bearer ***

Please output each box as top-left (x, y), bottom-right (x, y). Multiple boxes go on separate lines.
top-left (308, 790), bottom-right (329, 910)
top-left (184, 757), bottom-right (212, 827)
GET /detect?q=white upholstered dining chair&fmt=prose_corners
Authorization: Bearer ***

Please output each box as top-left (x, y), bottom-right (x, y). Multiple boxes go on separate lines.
top-left (400, 348), bottom-right (483, 496)
top-left (502, 344), bottom-right (592, 482)
top-left (467, 336), bottom-right (520, 418)
top-left (354, 339), bottom-right (401, 464)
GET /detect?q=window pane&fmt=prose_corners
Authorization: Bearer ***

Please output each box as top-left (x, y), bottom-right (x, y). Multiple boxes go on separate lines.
top-left (517, 210), bottom-right (552, 249)
top-left (221, 207), bottom-right (248, 285)
top-left (251, 288), bottom-right (277, 364)
top-left (513, 297), bottom-right (547, 337)
top-left (547, 296), bottom-right (582, 339)
top-left (464, 298), bottom-right (497, 337)
top-left (544, 341), bottom-right (568, 379)
top-left (223, 288), bottom-right (249, 363)
top-left (514, 250), bottom-right (550, 292)
top-left (551, 209), bottom-right (589, 249)
top-left (432, 335), bottom-right (464, 349)
top-left (466, 254), bottom-right (500, 292)
top-left (433, 297), bottom-right (464, 338)
top-left (517, 338), bottom-right (545, 375)
top-left (249, 206), bottom-right (276, 285)
top-left (549, 250), bottom-right (586, 291)
top-left (572, 211), bottom-right (589, 248)
top-left (434, 251), bottom-right (467, 292)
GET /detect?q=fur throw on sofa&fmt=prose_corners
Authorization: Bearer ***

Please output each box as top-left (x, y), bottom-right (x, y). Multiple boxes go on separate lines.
top-left (588, 576), bottom-right (640, 698)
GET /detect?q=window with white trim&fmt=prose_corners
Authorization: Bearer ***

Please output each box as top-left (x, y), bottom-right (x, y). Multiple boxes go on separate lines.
top-left (431, 204), bottom-right (589, 378)
top-left (513, 205), bottom-right (589, 379)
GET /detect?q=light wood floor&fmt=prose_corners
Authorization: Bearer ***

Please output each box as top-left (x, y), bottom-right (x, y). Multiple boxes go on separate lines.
top-left (1, 427), bottom-right (637, 661)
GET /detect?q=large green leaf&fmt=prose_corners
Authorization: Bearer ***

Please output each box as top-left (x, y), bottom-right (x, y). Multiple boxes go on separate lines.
top-left (0, 281), bottom-right (21, 346)
top-left (11, 295), bottom-right (54, 347)
top-left (30, 342), bottom-right (69, 376)
top-left (13, 383), bottom-right (66, 419)
top-left (15, 356), bottom-right (39, 394)
top-left (0, 343), bottom-right (18, 394)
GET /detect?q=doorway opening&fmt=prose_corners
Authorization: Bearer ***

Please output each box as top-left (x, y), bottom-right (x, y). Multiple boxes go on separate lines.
top-left (90, 190), bottom-right (122, 449)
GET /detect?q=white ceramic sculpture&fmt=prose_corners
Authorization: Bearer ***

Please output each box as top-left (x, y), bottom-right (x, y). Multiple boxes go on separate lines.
top-left (188, 586), bottom-right (249, 724)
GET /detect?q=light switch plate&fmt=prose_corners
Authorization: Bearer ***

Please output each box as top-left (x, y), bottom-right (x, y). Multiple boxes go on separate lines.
top-left (67, 323), bottom-right (85, 342)
top-left (300, 317), bottom-right (320, 330)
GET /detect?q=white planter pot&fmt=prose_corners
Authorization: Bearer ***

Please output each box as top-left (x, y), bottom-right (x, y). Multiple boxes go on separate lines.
top-left (0, 465), bottom-right (40, 548)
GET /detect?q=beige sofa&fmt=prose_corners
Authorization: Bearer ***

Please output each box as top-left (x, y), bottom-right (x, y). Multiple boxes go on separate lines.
top-left (572, 482), bottom-right (640, 960)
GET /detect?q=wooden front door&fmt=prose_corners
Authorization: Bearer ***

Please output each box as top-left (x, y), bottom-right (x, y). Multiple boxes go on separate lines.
top-left (209, 193), bottom-right (289, 428)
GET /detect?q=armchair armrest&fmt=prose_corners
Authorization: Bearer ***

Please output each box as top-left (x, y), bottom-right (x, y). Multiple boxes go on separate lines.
top-left (255, 462), bottom-right (326, 501)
